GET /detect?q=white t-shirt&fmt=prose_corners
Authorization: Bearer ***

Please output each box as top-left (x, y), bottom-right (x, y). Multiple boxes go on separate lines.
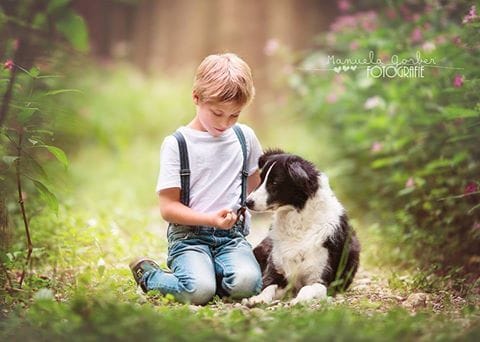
top-left (156, 123), bottom-right (262, 218)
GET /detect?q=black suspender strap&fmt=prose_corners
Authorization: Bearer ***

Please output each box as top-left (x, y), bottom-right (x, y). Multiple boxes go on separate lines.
top-left (172, 126), bottom-right (249, 234)
top-left (232, 125), bottom-right (248, 229)
top-left (172, 131), bottom-right (191, 207)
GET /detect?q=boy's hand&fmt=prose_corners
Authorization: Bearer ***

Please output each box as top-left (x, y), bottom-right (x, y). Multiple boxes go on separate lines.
top-left (211, 209), bottom-right (237, 229)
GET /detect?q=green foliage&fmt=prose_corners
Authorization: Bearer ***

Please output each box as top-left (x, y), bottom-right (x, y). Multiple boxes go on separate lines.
top-left (294, 1), bottom-right (480, 272)
top-left (55, 66), bottom-right (194, 151)
top-left (0, 64), bottom-right (181, 302)
top-left (0, 293), bottom-right (478, 342)
top-left (0, 0), bottom-right (88, 289)
top-left (0, 66), bottom-right (69, 233)
top-left (55, 10), bottom-right (89, 52)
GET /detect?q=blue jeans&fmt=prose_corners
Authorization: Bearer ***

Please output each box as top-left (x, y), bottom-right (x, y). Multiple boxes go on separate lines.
top-left (142, 223), bottom-right (262, 305)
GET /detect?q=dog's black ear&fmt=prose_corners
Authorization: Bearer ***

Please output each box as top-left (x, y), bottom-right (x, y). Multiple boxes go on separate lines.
top-left (259, 148), bottom-right (285, 169)
top-left (287, 161), bottom-right (310, 187)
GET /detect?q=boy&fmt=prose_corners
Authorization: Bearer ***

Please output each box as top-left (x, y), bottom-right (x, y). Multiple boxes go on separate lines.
top-left (130, 53), bottom-right (263, 305)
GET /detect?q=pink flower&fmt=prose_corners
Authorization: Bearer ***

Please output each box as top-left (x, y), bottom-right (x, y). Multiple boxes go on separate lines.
top-left (452, 36), bottom-right (462, 46)
top-left (326, 32), bottom-right (336, 45)
top-left (386, 9), bottom-right (397, 20)
top-left (410, 27), bottom-right (423, 43)
top-left (326, 92), bottom-right (338, 104)
top-left (405, 177), bottom-right (415, 188)
top-left (338, 0), bottom-right (351, 12)
top-left (325, 84), bottom-right (345, 104)
top-left (400, 4), bottom-right (413, 21)
top-left (349, 41), bottom-right (359, 50)
top-left (435, 35), bottom-right (446, 45)
top-left (379, 52), bottom-right (390, 63)
top-left (453, 74), bottom-right (464, 87)
top-left (333, 74), bottom-right (345, 85)
top-left (469, 5), bottom-right (477, 17)
top-left (370, 142), bottom-right (383, 153)
top-left (364, 96), bottom-right (383, 110)
top-left (464, 182), bottom-right (478, 195)
top-left (361, 20), bottom-right (376, 32)
top-left (360, 11), bottom-right (378, 32)
top-left (423, 22), bottom-right (432, 31)
top-left (330, 11), bottom-right (377, 33)
top-left (3, 59), bottom-right (14, 70)
top-left (422, 41), bottom-right (436, 52)
top-left (463, 5), bottom-right (478, 24)
top-left (473, 221), bottom-right (480, 231)
top-left (330, 15), bottom-right (357, 32)
top-left (264, 38), bottom-right (280, 56)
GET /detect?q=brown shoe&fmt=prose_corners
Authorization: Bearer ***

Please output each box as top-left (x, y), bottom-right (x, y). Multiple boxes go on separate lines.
top-left (129, 257), bottom-right (160, 293)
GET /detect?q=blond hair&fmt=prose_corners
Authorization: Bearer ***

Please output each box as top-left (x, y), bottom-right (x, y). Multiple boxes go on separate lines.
top-left (193, 53), bottom-right (255, 106)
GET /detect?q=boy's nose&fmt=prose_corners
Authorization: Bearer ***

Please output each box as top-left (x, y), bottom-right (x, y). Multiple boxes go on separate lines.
top-left (222, 119), bottom-right (233, 128)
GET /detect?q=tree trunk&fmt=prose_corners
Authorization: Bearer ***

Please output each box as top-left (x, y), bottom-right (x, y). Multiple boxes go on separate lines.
top-left (0, 191), bottom-right (10, 252)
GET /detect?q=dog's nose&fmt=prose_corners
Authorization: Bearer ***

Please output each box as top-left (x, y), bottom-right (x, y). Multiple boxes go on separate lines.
top-left (246, 199), bottom-right (254, 209)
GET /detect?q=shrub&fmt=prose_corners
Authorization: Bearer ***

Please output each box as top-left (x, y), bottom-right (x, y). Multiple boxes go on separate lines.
top-left (294, 1), bottom-right (480, 278)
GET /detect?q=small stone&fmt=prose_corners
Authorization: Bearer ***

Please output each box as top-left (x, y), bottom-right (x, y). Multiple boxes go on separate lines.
top-left (33, 288), bottom-right (54, 301)
top-left (352, 284), bottom-right (369, 291)
top-left (355, 278), bottom-right (372, 285)
top-left (253, 327), bottom-right (264, 335)
top-left (136, 296), bottom-right (147, 304)
top-left (402, 293), bottom-right (428, 309)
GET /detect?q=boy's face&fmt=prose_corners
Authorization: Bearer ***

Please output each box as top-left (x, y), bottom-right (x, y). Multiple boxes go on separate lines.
top-left (193, 96), bottom-right (243, 137)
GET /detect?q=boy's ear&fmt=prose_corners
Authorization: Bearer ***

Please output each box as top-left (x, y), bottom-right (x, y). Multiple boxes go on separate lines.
top-left (192, 93), bottom-right (199, 105)
top-left (259, 148), bottom-right (285, 169)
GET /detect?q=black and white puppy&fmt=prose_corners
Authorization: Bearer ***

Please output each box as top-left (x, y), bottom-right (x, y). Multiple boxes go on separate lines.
top-left (245, 149), bottom-right (360, 305)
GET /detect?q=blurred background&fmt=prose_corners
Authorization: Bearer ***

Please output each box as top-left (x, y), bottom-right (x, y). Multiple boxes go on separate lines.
top-left (72, 0), bottom-right (344, 123)
top-left (1, 0), bottom-right (479, 300)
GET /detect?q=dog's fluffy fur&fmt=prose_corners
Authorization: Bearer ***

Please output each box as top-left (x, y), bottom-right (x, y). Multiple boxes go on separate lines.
top-left (245, 149), bottom-right (360, 304)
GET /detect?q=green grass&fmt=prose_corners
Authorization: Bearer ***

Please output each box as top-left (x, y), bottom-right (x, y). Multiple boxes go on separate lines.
top-left (2, 292), bottom-right (479, 342)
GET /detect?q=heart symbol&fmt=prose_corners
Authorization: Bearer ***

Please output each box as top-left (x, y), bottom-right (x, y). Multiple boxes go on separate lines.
top-left (333, 66), bottom-right (341, 73)
top-left (342, 65), bottom-right (350, 71)
top-left (350, 65), bottom-right (357, 71)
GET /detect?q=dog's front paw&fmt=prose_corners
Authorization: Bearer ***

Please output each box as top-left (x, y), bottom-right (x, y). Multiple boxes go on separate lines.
top-left (242, 293), bottom-right (272, 307)
top-left (289, 297), bottom-right (303, 306)
top-left (290, 283), bottom-right (327, 305)
top-left (242, 284), bottom-right (278, 307)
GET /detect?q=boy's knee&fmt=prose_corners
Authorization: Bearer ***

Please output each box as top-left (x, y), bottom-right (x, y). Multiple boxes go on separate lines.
top-left (180, 279), bottom-right (216, 305)
top-left (223, 267), bottom-right (262, 299)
